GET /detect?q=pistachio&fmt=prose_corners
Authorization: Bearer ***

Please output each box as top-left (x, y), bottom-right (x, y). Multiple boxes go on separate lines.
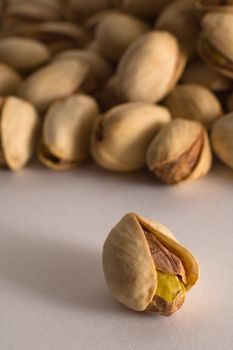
top-left (197, 12), bottom-right (233, 78)
top-left (181, 60), bottom-right (233, 92)
top-left (211, 113), bottom-right (233, 170)
top-left (38, 94), bottom-right (99, 170)
top-left (0, 96), bottom-right (39, 171)
top-left (110, 0), bottom-right (173, 19)
top-left (103, 212), bottom-right (199, 315)
top-left (0, 62), bottom-right (21, 95)
top-left (91, 102), bottom-right (171, 172)
top-left (164, 83), bottom-right (223, 129)
top-left (155, 0), bottom-right (201, 58)
top-left (84, 9), bottom-right (120, 33)
top-left (196, 0), bottom-right (233, 12)
top-left (146, 119), bottom-right (212, 184)
top-left (117, 31), bottom-right (187, 103)
top-left (0, 37), bottom-right (51, 71)
top-left (18, 58), bottom-right (91, 112)
top-left (95, 12), bottom-right (149, 62)
top-left (227, 92), bottom-right (233, 111)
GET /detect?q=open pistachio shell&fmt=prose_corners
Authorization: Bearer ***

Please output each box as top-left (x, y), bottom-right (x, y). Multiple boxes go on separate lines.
top-left (103, 213), bottom-right (199, 314)
top-left (0, 96), bottom-right (39, 171)
top-left (91, 102), bottom-right (171, 172)
top-left (196, 0), bottom-right (233, 12)
top-left (18, 59), bottom-right (90, 112)
top-left (95, 12), bottom-right (149, 63)
top-left (0, 37), bottom-right (51, 71)
top-left (146, 119), bottom-right (212, 184)
top-left (164, 83), bottom-right (223, 129)
top-left (211, 113), bottom-right (233, 170)
top-left (197, 12), bottom-right (233, 78)
top-left (0, 62), bottom-right (21, 95)
top-left (39, 94), bottom-right (99, 170)
top-left (117, 31), bottom-right (187, 103)
top-left (155, 0), bottom-right (201, 58)
top-left (181, 60), bottom-right (233, 92)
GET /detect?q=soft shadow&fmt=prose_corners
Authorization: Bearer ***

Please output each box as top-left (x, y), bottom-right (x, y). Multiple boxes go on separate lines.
top-left (0, 230), bottom-right (121, 314)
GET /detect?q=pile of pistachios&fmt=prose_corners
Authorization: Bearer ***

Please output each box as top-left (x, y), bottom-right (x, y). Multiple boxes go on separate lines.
top-left (0, 0), bottom-right (233, 183)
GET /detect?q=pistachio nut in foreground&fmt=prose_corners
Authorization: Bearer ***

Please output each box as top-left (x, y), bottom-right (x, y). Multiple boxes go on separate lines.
top-left (18, 58), bottom-right (91, 112)
top-left (146, 119), bottom-right (212, 184)
top-left (117, 31), bottom-right (187, 103)
top-left (197, 12), bottom-right (233, 78)
top-left (0, 96), bottom-right (39, 171)
top-left (164, 83), bottom-right (223, 129)
top-left (103, 213), bottom-right (199, 316)
top-left (0, 62), bottom-right (21, 96)
top-left (211, 113), bottom-right (233, 170)
top-left (196, 0), bottom-right (233, 12)
top-left (91, 102), bottom-right (171, 172)
top-left (39, 94), bottom-right (99, 170)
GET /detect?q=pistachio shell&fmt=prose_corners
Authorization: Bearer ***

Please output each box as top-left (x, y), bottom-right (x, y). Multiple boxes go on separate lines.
top-left (0, 37), bottom-right (51, 71)
top-left (211, 113), bottom-right (233, 170)
top-left (18, 59), bottom-right (90, 112)
top-left (155, 0), bottom-right (201, 58)
top-left (102, 213), bottom-right (199, 312)
top-left (196, 0), bottom-right (233, 12)
top-left (146, 119), bottom-right (212, 184)
top-left (117, 31), bottom-right (187, 103)
top-left (39, 94), bottom-right (99, 170)
top-left (84, 9), bottom-right (120, 33)
top-left (181, 60), bottom-right (233, 92)
top-left (197, 13), bottom-right (233, 78)
top-left (0, 62), bottom-right (21, 95)
top-left (95, 12), bottom-right (149, 62)
top-left (91, 102), bottom-right (171, 171)
top-left (164, 83), bottom-right (223, 129)
top-left (0, 96), bottom-right (39, 171)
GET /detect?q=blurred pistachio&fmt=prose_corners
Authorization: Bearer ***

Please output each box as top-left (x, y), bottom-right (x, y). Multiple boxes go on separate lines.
top-left (0, 62), bottom-right (21, 95)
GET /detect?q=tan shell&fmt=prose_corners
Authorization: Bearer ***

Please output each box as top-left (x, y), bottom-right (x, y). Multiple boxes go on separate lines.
top-left (18, 59), bottom-right (90, 112)
top-left (111, 0), bottom-right (173, 19)
top-left (117, 31), bottom-right (187, 103)
top-left (0, 96), bottom-right (39, 171)
top-left (211, 113), bottom-right (233, 170)
top-left (0, 37), bottom-right (51, 71)
top-left (196, 0), bottom-right (233, 12)
top-left (39, 94), bottom-right (99, 170)
top-left (0, 62), bottom-right (21, 95)
top-left (84, 9), bottom-right (120, 33)
top-left (227, 92), bottom-right (233, 112)
top-left (164, 83), bottom-right (223, 129)
top-left (95, 12), bottom-right (149, 62)
top-left (91, 102), bottom-right (171, 172)
top-left (181, 60), bottom-right (233, 92)
top-left (155, 0), bottom-right (201, 58)
top-left (55, 49), bottom-right (113, 85)
top-left (103, 212), bottom-right (199, 311)
top-left (197, 13), bottom-right (233, 78)
top-left (146, 119), bottom-right (212, 184)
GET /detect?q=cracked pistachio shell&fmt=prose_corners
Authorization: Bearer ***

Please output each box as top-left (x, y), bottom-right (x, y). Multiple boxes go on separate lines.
top-left (55, 49), bottom-right (113, 86)
top-left (103, 212), bottom-right (199, 312)
top-left (181, 60), bottom-right (233, 92)
top-left (0, 96), bottom-right (39, 171)
top-left (39, 94), bottom-right (99, 170)
top-left (146, 119), bottom-right (212, 184)
top-left (196, 0), bottom-right (233, 12)
top-left (0, 62), bottom-right (21, 95)
top-left (227, 92), bottom-right (233, 111)
top-left (91, 102), bottom-right (171, 172)
top-left (117, 31), bottom-right (187, 103)
top-left (69, 0), bottom-right (110, 18)
top-left (155, 0), bottom-right (201, 58)
top-left (18, 59), bottom-right (90, 112)
top-left (0, 37), bottom-right (51, 71)
top-left (164, 83), bottom-right (223, 129)
top-left (110, 0), bottom-right (173, 19)
top-left (211, 113), bottom-right (233, 170)
top-left (95, 12), bottom-right (149, 63)
top-left (197, 13), bottom-right (233, 78)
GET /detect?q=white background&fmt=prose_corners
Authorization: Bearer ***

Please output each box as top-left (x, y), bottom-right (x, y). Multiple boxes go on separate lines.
top-left (0, 162), bottom-right (232, 350)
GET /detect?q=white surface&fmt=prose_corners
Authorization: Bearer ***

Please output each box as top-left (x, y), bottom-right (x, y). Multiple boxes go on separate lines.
top-left (0, 162), bottom-right (232, 350)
